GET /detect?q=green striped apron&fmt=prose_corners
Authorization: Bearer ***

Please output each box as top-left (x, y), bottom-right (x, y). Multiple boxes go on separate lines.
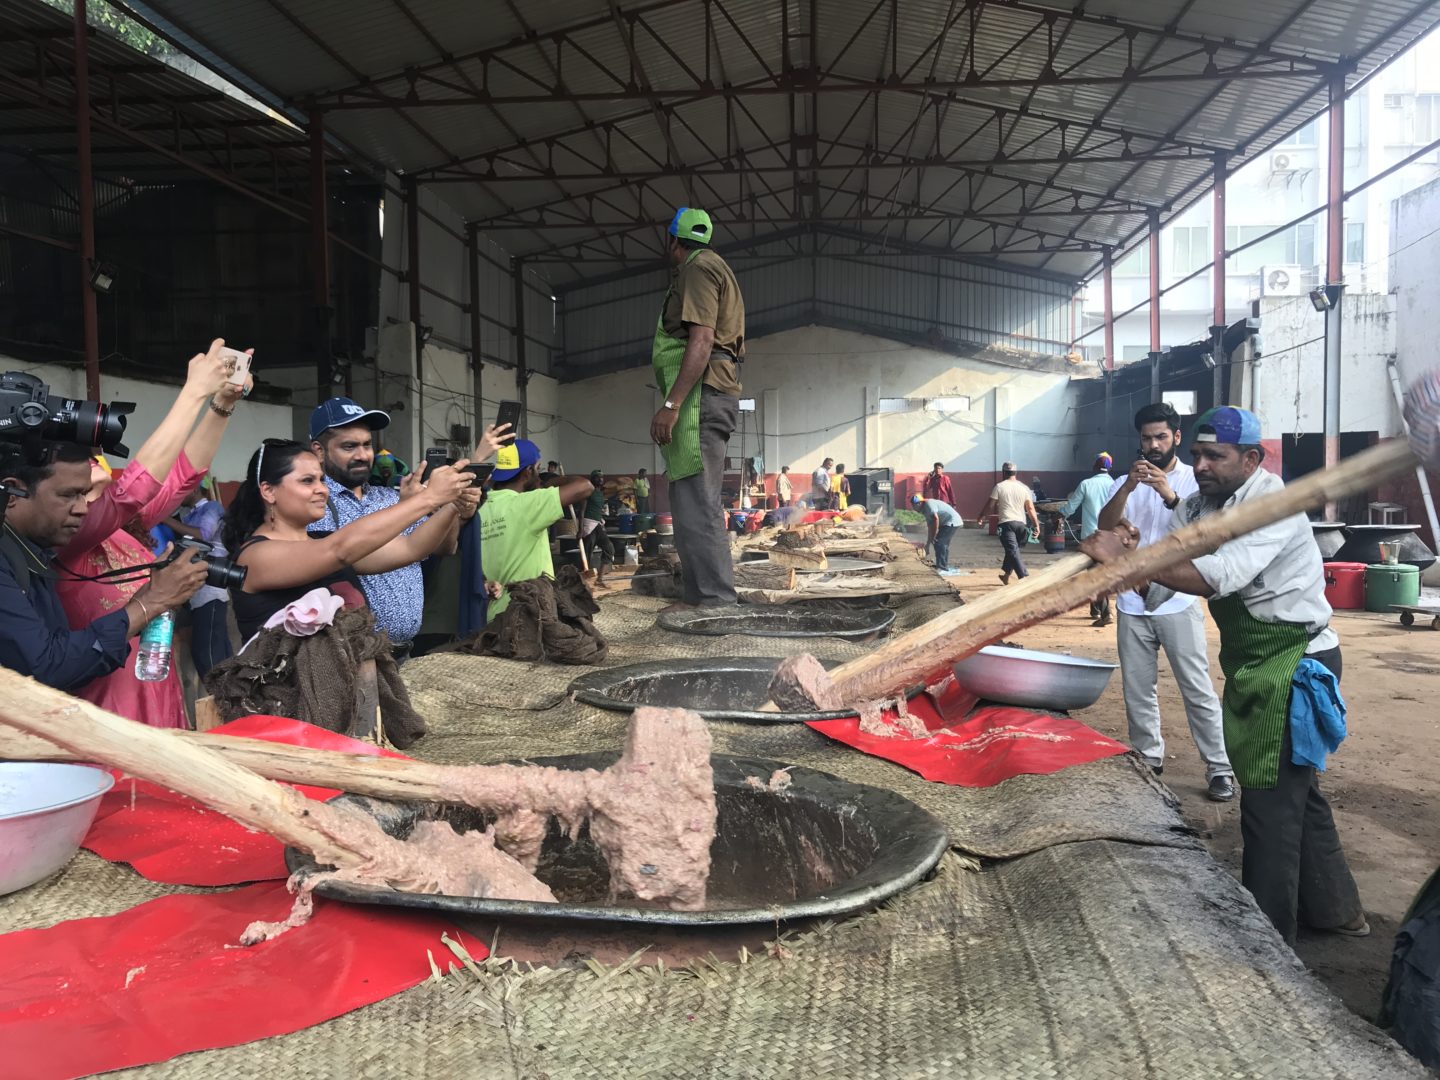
top-left (1208, 592), bottom-right (1310, 790)
top-left (651, 251), bottom-right (704, 482)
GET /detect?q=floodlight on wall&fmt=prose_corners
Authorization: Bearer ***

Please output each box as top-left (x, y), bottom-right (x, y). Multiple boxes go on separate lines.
top-left (419, 325), bottom-right (434, 345)
top-left (1200, 351), bottom-right (1216, 370)
top-left (1309, 288), bottom-right (1332, 312)
top-left (88, 260), bottom-right (118, 294)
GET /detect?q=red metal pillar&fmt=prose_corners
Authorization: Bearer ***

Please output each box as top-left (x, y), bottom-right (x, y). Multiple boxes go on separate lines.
top-left (512, 258), bottom-right (528, 437)
top-left (1148, 210), bottom-right (1161, 403)
top-left (308, 109), bottom-right (332, 392)
top-left (73, 0), bottom-right (100, 400)
top-left (1211, 151), bottom-right (1227, 408)
top-left (1322, 73), bottom-right (1346, 508)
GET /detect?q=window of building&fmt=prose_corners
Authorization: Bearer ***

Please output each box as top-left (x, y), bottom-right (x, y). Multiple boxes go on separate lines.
top-left (1172, 226), bottom-right (1210, 275)
top-left (1345, 222), bottom-right (1366, 264)
top-left (1122, 345), bottom-right (1150, 362)
top-left (1416, 94), bottom-right (1440, 145)
top-left (877, 398), bottom-right (915, 414)
top-left (738, 398), bottom-right (757, 412)
top-left (1278, 119), bottom-right (1318, 148)
top-left (1225, 222), bottom-right (1317, 275)
top-left (1115, 245), bottom-right (1149, 277)
top-left (1162, 391), bottom-right (1198, 416)
top-left (924, 396), bottom-right (971, 413)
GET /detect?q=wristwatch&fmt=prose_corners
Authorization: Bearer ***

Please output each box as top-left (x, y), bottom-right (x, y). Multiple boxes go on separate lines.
top-left (663, 400), bottom-right (678, 411)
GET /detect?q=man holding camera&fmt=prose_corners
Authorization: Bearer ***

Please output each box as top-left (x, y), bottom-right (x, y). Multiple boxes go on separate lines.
top-left (0, 342), bottom-right (239, 691)
top-left (308, 397), bottom-right (481, 661)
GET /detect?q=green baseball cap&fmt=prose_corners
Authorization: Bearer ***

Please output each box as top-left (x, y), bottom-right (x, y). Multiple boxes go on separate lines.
top-left (668, 207), bottom-right (713, 245)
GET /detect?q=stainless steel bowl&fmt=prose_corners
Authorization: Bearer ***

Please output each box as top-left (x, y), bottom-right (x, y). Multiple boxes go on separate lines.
top-left (0, 762), bottom-right (114, 895)
top-left (952, 645), bottom-right (1118, 711)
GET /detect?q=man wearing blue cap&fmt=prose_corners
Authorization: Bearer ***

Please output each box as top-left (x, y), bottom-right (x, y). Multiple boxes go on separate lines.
top-left (309, 396), bottom-right (479, 660)
top-left (1083, 406), bottom-right (1366, 944)
top-left (649, 207), bottom-right (745, 610)
top-left (480, 438), bottom-right (594, 622)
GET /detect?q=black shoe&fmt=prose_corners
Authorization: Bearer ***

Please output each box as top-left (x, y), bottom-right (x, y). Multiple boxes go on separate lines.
top-left (1149, 763), bottom-right (1164, 777)
top-left (1207, 775), bottom-right (1236, 802)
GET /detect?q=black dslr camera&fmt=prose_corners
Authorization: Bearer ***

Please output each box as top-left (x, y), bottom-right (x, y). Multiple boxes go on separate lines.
top-left (0, 371), bottom-right (135, 463)
top-left (174, 537), bottom-right (248, 590)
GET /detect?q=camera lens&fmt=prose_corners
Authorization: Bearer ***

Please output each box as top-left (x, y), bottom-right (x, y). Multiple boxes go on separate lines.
top-left (45, 397), bottom-right (135, 455)
top-left (205, 557), bottom-right (248, 591)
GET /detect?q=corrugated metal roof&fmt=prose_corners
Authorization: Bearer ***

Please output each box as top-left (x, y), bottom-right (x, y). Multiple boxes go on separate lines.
top-left (54, 0), bottom-right (1440, 289)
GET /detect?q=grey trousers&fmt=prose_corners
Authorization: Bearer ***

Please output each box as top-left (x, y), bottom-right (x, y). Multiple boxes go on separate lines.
top-left (1240, 647), bottom-right (1362, 944)
top-left (1116, 605), bottom-right (1232, 779)
top-left (669, 388), bottom-right (738, 606)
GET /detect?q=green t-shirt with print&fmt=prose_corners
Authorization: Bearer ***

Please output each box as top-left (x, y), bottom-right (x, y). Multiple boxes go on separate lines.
top-left (480, 487), bottom-right (564, 621)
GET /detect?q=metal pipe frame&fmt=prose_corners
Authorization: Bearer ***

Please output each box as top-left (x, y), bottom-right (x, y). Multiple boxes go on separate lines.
top-left (1211, 151), bottom-right (1227, 408)
top-left (1322, 71), bottom-right (1346, 511)
top-left (72, 0), bottom-right (100, 400)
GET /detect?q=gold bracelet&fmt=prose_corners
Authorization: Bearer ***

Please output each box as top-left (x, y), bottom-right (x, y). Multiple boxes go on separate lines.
top-left (134, 596), bottom-right (150, 624)
top-left (208, 397), bottom-right (234, 418)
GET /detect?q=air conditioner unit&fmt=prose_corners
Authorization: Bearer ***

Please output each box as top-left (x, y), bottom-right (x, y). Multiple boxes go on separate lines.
top-left (1269, 152), bottom-right (1296, 173)
top-left (1259, 264), bottom-right (1305, 297)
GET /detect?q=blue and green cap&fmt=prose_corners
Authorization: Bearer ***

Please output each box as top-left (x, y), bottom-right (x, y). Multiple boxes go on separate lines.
top-left (1194, 406), bottom-right (1263, 446)
top-left (668, 207), bottom-right (713, 245)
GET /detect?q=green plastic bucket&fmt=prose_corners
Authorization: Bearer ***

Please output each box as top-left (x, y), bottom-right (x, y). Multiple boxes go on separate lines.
top-left (1364, 563), bottom-right (1420, 613)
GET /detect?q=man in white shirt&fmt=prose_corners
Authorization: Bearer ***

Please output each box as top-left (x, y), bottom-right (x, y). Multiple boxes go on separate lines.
top-left (811, 458), bottom-right (833, 508)
top-left (1084, 406), bottom-right (1364, 945)
top-left (975, 462), bottom-right (1039, 584)
top-left (776, 466), bottom-right (793, 508)
top-left (1099, 404), bottom-right (1234, 801)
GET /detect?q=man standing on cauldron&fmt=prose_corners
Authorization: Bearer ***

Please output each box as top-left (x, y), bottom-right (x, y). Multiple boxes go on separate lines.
top-left (1082, 406), bottom-right (1366, 945)
top-left (648, 207), bottom-right (745, 611)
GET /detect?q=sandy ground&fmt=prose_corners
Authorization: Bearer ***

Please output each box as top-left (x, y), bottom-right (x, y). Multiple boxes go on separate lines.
top-left (939, 525), bottom-right (1440, 1024)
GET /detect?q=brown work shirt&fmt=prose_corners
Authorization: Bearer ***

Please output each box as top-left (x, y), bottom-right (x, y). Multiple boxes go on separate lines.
top-left (662, 248), bottom-right (745, 395)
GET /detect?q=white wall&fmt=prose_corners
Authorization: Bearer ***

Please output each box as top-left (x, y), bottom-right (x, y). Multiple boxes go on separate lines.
top-left (553, 325), bottom-right (1082, 478)
top-left (0, 355), bottom-right (295, 482)
top-left (1250, 293), bottom-right (1399, 437)
top-left (1393, 176), bottom-right (1440, 392)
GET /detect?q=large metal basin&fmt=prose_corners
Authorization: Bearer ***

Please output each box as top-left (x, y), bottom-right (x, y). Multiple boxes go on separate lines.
top-left (0, 763), bottom-right (114, 895)
top-left (285, 754), bottom-right (949, 927)
top-left (567, 656), bottom-right (923, 723)
top-left (1334, 524), bottom-right (1436, 572)
top-left (952, 645), bottom-right (1117, 711)
top-left (658, 605), bottom-right (895, 640)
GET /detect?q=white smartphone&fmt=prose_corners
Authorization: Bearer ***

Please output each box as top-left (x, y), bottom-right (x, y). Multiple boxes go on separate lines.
top-left (220, 347), bottom-right (251, 386)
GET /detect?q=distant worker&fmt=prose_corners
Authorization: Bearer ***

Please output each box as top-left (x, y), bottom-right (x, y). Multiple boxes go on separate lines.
top-left (832, 464), bottom-right (850, 511)
top-left (912, 494), bottom-right (963, 575)
top-left (1060, 452), bottom-right (1118, 625)
top-left (1096, 403), bottom-right (1233, 801)
top-left (1083, 407), bottom-right (1363, 943)
top-left (648, 207), bottom-right (745, 610)
top-left (582, 469), bottom-right (617, 573)
top-left (776, 465), bottom-right (793, 508)
top-left (634, 468), bottom-right (651, 515)
top-left (812, 457), bottom-right (834, 508)
top-left (923, 462), bottom-right (954, 507)
top-left (975, 463), bottom-right (1039, 585)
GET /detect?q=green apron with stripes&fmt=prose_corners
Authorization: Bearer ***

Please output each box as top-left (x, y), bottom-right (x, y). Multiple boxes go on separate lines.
top-left (1208, 592), bottom-right (1310, 790)
top-left (651, 251), bottom-right (704, 482)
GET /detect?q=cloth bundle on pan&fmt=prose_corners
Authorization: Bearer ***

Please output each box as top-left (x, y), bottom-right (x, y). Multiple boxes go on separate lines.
top-left (443, 564), bottom-right (608, 665)
top-left (204, 606), bottom-right (426, 748)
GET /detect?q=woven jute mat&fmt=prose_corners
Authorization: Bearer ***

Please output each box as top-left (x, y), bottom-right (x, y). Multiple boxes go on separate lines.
top-left (4, 544), bottom-right (1419, 1076)
top-left (84, 845), bottom-right (1424, 1079)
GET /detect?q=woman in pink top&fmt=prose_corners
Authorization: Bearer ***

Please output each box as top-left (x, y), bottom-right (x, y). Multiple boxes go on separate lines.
top-left (54, 341), bottom-right (248, 728)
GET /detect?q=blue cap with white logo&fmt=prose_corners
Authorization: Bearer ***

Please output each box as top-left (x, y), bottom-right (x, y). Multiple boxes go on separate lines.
top-left (1193, 406), bottom-right (1263, 446)
top-left (309, 397), bottom-right (391, 440)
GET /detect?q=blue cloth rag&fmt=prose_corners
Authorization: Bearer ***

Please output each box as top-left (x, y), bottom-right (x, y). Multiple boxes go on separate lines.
top-left (1289, 657), bottom-right (1347, 771)
top-left (457, 515), bottom-right (489, 638)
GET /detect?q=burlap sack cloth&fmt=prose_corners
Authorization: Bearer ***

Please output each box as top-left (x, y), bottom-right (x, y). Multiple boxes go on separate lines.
top-left (439, 564), bottom-right (608, 665)
top-left (203, 607), bottom-right (426, 748)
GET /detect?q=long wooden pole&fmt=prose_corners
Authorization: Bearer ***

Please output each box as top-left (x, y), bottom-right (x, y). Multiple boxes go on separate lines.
top-left (0, 671), bottom-right (383, 870)
top-left (808, 439), bottom-right (1419, 706)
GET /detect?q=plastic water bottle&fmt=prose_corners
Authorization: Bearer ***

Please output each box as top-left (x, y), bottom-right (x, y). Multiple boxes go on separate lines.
top-left (134, 610), bottom-right (174, 682)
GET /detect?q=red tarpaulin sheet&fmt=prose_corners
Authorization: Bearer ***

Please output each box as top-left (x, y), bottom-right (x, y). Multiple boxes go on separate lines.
top-left (2, 716), bottom-right (485, 1079)
top-left (807, 683), bottom-right (1128, 786)
top-left (83, 715), bottom-right (402, 887)
top-left (0, 883), bottom-right (484, 1080)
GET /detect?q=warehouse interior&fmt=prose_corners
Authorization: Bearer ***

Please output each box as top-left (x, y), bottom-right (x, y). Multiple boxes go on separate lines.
top-left (5, 0), bottom-right (1440, 1076)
